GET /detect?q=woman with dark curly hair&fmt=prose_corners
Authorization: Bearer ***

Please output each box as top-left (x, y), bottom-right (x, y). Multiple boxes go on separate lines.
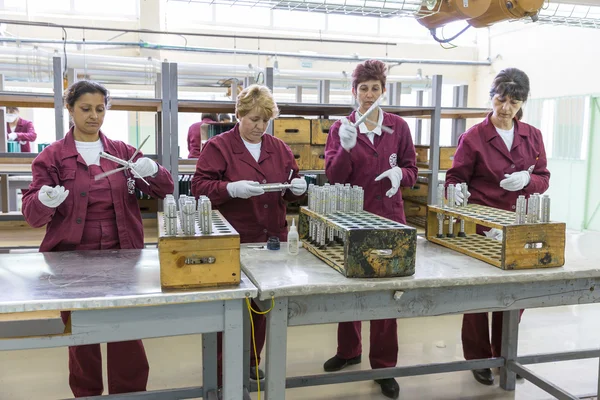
top-left (22, 80), bottom-right (174, 397)
top-left (323, 59), bottom-right (418, 399)
top-left (446, 68), bottom-right (550, 386)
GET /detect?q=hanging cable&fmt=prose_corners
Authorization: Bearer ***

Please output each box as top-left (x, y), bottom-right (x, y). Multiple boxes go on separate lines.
top-left (430, 25), bottom-right (471, 43)
top-left (246, 296), bottom-right (275, 400)
top-left (438, 25), bottom-right (458, 49)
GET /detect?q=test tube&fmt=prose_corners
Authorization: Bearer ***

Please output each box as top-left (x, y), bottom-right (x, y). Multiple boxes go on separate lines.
top-left (515, 195), bottom-right (526, 224)
top-left (183, 200), bottom-right (195, 235)
top-left (308, 184), bottom-right (315, 210)
top-left (540, 195), bottom-right (551, 223)
top-left (527, 194), bottom-right (540, 224)
top-left (328, 185), bottom-right (337, 244)
top-left (344, 185), bottom-right (351, 212)
top-left (458, 183), bottom-right (468, 237)
top-left (436, 184), bottom-right (445, 238)
top-left (164, 195), bottom-right (177, 236)
top-left (165, 198), bottom-right (177, 218)
top-left (311, 187), bottom-right (320, 244)
top-left (201, 198), bottom-right (213, 234)
top-left (446, 185), bottom-right (455, 237)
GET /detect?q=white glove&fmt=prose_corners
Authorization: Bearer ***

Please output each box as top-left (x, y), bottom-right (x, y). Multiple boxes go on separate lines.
top-left (339, 117), bottom-right (357, 152)
top-left (454, 183), bottom-right (471, 205)
top-left (484, 228), bottom-right (503, 242)
top-left (500, 171), bottom-right (530, 192)
top-left (290, 178), bottom-right (307, 196)
top-left (8, 132), bottom-right (17, 141)
top-left (38, 185), bottom-right (69, 208)
top-left (131, 157), bottom-right (158, 178)
top-left (374, 166), bottom-right (403, 198)
top-left (227, 180), bottom-right (265, 199)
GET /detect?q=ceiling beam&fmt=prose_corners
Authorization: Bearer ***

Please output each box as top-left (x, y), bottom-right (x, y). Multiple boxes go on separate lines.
top-left (551, 0), bottom-right (600, 5)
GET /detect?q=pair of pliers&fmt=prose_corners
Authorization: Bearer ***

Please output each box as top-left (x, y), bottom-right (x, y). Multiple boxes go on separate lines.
top-left (94, 135), bottom-right (151, 185)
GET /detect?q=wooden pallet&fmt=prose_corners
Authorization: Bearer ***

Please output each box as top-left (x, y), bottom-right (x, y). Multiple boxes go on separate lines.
top-left (426, 204), bottom-right (565, 270)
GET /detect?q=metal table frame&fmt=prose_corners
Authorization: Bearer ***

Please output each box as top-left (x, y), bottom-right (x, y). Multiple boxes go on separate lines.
top-left (240, 235), bottom-right (600, 400)
top-left (0, 249), bottom-right (258, 400)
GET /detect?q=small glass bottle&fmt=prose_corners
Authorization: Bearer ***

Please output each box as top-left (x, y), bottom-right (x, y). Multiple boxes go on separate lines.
top-left (287, 218), bottom-right (299, 255)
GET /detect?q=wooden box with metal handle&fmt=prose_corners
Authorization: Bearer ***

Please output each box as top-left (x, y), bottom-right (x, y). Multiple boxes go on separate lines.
top-left (157, 210), bottom-right (241, 289)
top-left (299, 206), bottom-right (417, 278)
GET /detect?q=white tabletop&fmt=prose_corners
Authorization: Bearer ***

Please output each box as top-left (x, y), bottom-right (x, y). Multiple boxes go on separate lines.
top-left (241, 231), bottom-right (600, 300)
top-left (0, 249), bottom-right (257, 313)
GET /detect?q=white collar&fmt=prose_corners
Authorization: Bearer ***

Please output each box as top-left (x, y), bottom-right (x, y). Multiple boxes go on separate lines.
top-left (356, 108), bottom-right (383, 136)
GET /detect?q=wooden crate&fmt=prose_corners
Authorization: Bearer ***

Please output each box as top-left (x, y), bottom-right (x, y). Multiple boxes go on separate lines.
top-left (401, 182), bottom-right (429, 199)
top-left (415, 145), bottom-right (456, 170)
top-left (311, 119), bottom-right (335, 145)
top-left (157, 211), bottom-right (241, 289)
top-left (299, 207), bottom-right (416, 278)
top-left (404, 199), bottom-right (427, 217)
top-left (138, 198), bottom-right (158, 213)
top-left (426, 204), bottom-right (565, 270)
top-left (274, 118), bottom-right (311, 144)
top-left (288, 144), bottom-right (312, 170)
top-left (310, 145), bottom-right (325, 170)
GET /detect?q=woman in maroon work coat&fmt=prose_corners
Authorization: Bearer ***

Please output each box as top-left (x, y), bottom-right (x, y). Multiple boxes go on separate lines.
top-left (323, 60), bottom-right (418, 400)
top-left (192, 84), bottom-right (307, 382)
top-left (5, 106), bottom-right (37, 152)
top-left (446, 68), bottom-right (550, 386)
top-left (187, 113), bottom-right (217, 158)
top-left (22, 80), bottom-right (174, 397)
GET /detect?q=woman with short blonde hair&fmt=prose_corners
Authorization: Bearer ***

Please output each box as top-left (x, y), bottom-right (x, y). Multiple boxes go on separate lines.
top-left (192, 84), bottom-right (307, 383)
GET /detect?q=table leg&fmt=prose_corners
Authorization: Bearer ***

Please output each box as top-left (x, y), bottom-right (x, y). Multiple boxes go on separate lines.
top-left (597, 356), bottom-right (600, 398)
top-left (222, 299), bottom-right (244, 400)
top-left (243, 300), bottom-right (251, 390)
top-left (203, 332), bottom-right (218, 394)
top-left (500, 309), bottom-right (520, 390)
top-left (265, 297), bottom-right (288, 400)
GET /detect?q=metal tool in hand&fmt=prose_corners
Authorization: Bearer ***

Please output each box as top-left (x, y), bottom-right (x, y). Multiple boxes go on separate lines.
top-left (258, 169), bottom-right (294, 195)
top-left (352, 94), bottom-right (393, 134)
top-left (94, 135), bottom-right (151, 185)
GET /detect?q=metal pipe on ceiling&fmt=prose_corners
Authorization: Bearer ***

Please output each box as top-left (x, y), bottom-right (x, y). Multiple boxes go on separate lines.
top-left (0, 37), bottom-right (492, 66)
top-left (0, 18), bottom-right (397, 47)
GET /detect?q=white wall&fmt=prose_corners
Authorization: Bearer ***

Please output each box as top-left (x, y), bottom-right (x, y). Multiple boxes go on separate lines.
top-left (474, 22), bottom-right (600, 231)
top-left (474, 22), bottom-right (600, 104)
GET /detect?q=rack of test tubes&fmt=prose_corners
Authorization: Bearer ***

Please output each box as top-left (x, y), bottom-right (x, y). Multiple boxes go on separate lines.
top-left (426, 184), bottom-right (565, 270)
top-left (157, 194), bottom-right (241, 289)
top-left (298, 183), bottom-right (417, 278)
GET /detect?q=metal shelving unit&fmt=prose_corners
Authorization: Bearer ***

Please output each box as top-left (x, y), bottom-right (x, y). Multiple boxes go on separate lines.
top-left (0, 59), bottom-right (488, 216)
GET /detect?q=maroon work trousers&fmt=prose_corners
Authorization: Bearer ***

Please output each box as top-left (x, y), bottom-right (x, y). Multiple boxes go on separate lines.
top-left (462, 310), bottom-right (525, 360)
top-left (336, 319), bottom-right (398, 368)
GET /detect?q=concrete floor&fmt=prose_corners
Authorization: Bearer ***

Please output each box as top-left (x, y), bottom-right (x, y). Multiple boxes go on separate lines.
top-left (0, 304), bottom-right (598, 400)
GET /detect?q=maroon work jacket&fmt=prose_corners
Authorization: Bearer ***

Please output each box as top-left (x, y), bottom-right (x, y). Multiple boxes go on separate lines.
top-left (7, 118), bottom-right (37, 153)
top-left (22, 129), bottom-right (174, 252)
top-left (325, 110), bottom-right (418, 224)
top-left (446, 114), bottom-right (550, 212)
top-left (191, 125), bottom-right (303, 243)
top-left (187, 118), bottom-right (214, 158)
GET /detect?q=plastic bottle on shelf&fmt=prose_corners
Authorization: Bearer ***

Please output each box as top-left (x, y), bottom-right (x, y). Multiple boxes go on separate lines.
top-left (288, 218), bottom-right (299, 255)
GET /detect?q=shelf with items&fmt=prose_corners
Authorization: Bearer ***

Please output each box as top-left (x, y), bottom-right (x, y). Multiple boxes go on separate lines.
top-left (0, 212), bottom-right (159, 250)
top-left (415, 145), bottom-right (457, 170)
top-left (0, 64), bottom-right (476, 224)
top-left (0, 92), bottom-right (162, 112)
